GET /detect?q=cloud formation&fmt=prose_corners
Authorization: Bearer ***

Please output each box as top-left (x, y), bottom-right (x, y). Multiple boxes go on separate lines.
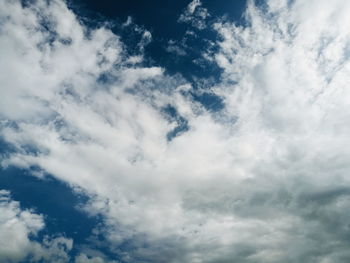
top-left (0, 190), bottom-right (72, 262)
top-left (2, 0), bottom-right (350, 262)
top-left (178, 0), bottom-right (210, 30)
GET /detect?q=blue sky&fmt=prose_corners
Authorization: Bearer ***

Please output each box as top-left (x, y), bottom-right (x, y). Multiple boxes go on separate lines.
top-left (2, 0), bottom-right (350, 262)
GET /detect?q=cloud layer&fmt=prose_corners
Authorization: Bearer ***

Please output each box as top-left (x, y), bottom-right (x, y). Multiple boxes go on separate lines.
top-left (2, 0), bottom-right (350, 262)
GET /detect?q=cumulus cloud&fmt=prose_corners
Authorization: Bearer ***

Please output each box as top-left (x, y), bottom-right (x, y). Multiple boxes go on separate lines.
top-left (2, 0), bottom-right (350, 262)
top-left (0, 190), bottom-right (72, 262)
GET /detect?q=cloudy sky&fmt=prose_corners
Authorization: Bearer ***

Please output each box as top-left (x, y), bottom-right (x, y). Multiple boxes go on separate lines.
top-left (2, 0), bottom-right (350, 262)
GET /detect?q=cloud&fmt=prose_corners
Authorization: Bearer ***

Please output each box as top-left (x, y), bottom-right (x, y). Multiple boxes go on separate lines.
top-left (166, 40), bottom-right (187, 56)
top-left (75, 253), bottom-right (119, 263)
top-left (0, 190), bottom-right (72, 262)
top-left (122, 16), bottom-right (133, 28)
top-left (2, 0), bottom-right (350, 262)
top-left (0, 189), bottom-right (43, 262)
top-left (178, 0), bottom-right (210, 30)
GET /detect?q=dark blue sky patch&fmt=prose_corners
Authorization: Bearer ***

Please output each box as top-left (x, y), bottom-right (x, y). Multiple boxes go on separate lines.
top-left (0, 167), bottom-right (91, 237)
top-left (162, 105), bottom-right (189, 141)
top-left (191, 91), bottom-right (225, 112)
top-left (0, 166), bottom-right (110, 261)
top-left (67, 0), bottom-right (247, 83)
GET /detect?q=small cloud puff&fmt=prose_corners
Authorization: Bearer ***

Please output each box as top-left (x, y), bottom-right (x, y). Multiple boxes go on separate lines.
top-left (178, 0), bottom-right (210, 30)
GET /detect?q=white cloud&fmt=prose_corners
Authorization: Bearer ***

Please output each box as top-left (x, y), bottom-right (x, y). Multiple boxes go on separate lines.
top-left (178, 0), bottom-right (210, 30)
top-left (0, 190), bottom-right (43, 262)
top-left (2, 0), bottom-right (350, 262)
top-left (0, 190), bottom-right (72, 262)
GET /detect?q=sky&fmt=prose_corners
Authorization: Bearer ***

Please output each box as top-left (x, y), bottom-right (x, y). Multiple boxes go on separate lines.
top-left (2, 0), bottom-right (350, 262)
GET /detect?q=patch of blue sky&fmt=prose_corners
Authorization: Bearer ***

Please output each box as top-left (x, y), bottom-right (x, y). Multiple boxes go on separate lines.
top-left (67, 0), bottom-right (247, 94)
top-left (163, 105), bottom-right (189, 141)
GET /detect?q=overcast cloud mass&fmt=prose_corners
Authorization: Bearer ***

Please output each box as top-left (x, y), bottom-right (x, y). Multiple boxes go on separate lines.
top-left (2, 0), bottom-right (350, 262)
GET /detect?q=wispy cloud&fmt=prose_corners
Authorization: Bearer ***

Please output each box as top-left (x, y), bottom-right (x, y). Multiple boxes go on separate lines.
top-left (178, 0), bottom-right (210, 30)
top-left (166, 40), bottom-right (187, 56)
